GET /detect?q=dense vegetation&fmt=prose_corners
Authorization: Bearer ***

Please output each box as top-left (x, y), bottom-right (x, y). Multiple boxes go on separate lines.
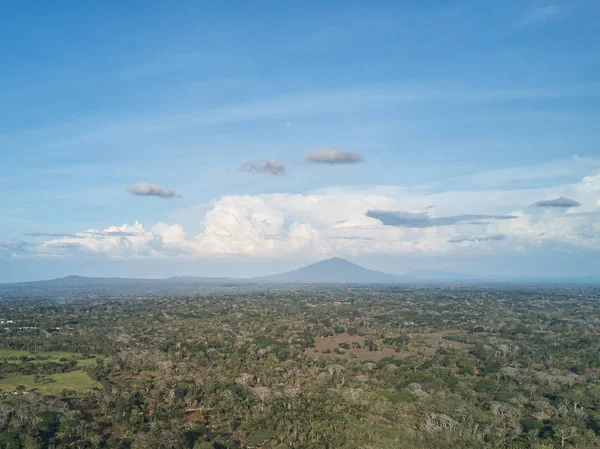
top-left (1, 284), bottom-right (599, 448)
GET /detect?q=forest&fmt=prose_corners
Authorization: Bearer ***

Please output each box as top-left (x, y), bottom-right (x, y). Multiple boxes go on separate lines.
top-left (1, 284), bottom-right (599, 448)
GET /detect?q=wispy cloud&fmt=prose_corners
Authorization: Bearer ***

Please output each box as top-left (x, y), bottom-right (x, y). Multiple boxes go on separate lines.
top-left (456, 157), bottom-right (600, 188)
top-left (449, 234), bottom-right (507, 243)
top-left (25, 232), bottom-right (82, 238)
top-left (329, 236), bottom-right (375, 241)
top-left (0, 240), bottom-right (35, 254)
top-left (305, 148), bottom-right (364, 164)
top-left (9, 82), bottom-right (599, 156)
top-left (531, 197), bottom-right (581, 208)
top-left (127, 183), bottom-right (181, 198)
top-left (366, 210), bottom-right (517, 228)
top-left (85, 231), bottom-right (141, 237)
top-left (239, 159), bottom-right (285, 175)
top-left (26, 231), bottom-right (139, 239)
top-left (518, 4), bottom-right (565, 26)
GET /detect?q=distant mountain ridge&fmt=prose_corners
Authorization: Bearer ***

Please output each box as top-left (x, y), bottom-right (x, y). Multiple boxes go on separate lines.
top-left (8, 274), bottom-right (239, 287)
top-left (1, 257), bottom-right (598, 288)
top-left (2, 258), bottom-right (412, 287)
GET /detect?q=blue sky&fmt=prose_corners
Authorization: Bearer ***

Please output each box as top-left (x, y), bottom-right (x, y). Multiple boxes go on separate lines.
top-left (1, 1), bottom-right (599, 281)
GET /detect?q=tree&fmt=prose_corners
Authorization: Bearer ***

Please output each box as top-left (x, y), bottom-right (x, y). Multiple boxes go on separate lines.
top-left (554, 426), bottom-right (576, 447)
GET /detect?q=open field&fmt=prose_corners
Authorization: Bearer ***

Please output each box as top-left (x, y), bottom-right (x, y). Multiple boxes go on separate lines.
top-left (306, 331), bottom-right (472, 360)
top-left (0, 370), bottom-right (100, 393)
top-left (412, 330), bottom-right (473, 350)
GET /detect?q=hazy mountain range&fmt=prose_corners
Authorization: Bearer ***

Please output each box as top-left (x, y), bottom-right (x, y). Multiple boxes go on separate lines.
top-left (0, 258), bottom-right (598, 292)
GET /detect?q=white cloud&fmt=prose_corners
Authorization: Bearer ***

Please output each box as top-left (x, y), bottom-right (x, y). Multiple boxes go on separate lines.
top-left (9, 170), bottom-right (600, 260)
top-left (35, 222), bottom-right (186, 258)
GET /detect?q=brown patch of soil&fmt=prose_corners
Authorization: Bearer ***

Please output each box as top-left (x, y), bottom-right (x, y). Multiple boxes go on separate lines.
top-left (305, 331), bottom-right (472, 360)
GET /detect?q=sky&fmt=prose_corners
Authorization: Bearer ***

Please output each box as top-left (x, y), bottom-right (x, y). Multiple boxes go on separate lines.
top-left (1, 1), bottom-right (599, 282)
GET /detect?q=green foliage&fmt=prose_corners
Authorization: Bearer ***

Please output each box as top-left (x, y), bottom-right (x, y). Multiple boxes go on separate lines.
top-left (480, 361), bottom-right (501, 376)
top-left (245, 430), bottom-right (273, 445)
top-left (521, 417), bottom-right (544, 433)
top-left (0, 430), bottom-right (21, 449)
top-left (1, 285), bottom-right (599, 449)
top-left (474, 379), bottom-right (497, 393)
top-left (194, 442), bottom-right (215, 449)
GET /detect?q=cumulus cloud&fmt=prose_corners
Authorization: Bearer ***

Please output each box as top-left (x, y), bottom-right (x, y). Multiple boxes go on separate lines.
top-left (35, 222), bottom-right (186, 258)
top-left (305, 147), bottom-right (364, 164)
top-left (531, 197), bottom-right (581, 208)
top-left (239, 159), bottom-right (285, 175)
top-left (449, 234), bottom-right (507, 243)
top-left (365, 210), bottom-right (517, 228)
top-left (10, 169), bottom-right (600, 260)
top-left (127, 183), bottom-right (180, 198)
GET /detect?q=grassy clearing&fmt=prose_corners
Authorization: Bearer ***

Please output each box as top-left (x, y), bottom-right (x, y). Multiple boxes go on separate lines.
top-left (75, 357), bottom-right (98, 367)
top-left (0, 349), bottom-right (82, 358)
top-left (0, 371), bottom-right (101, 393)
top-left (0, 349), bottom-right (98, 367)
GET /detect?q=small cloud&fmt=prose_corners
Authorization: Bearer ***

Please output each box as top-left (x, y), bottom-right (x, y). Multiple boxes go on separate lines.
top-left (531, 197), bottom-right (581, 208)
top-left (305, 147), bottom-right (364, 164)
top-left (449, 234), bottom-right (507, 243)
top-left (127, 183), bottom-right (181, 198)
top-left (366, 210), bottom-right (517, 228)
top-left (285, 121), bottom-right (292, 128)
top-left (239, 159), bottom-right (285, 176)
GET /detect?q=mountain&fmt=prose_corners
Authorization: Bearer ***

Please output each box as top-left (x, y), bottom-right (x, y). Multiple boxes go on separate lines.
top-left (253, 257), bottom-right (414, 284)
top-left (1, 258), bottom-right (598, 298)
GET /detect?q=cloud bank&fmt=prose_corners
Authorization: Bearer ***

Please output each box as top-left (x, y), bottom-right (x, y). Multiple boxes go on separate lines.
top-left (127, 183), bottom-right (180, 198)
top-left (4, 171), bottom-right (599, 260)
